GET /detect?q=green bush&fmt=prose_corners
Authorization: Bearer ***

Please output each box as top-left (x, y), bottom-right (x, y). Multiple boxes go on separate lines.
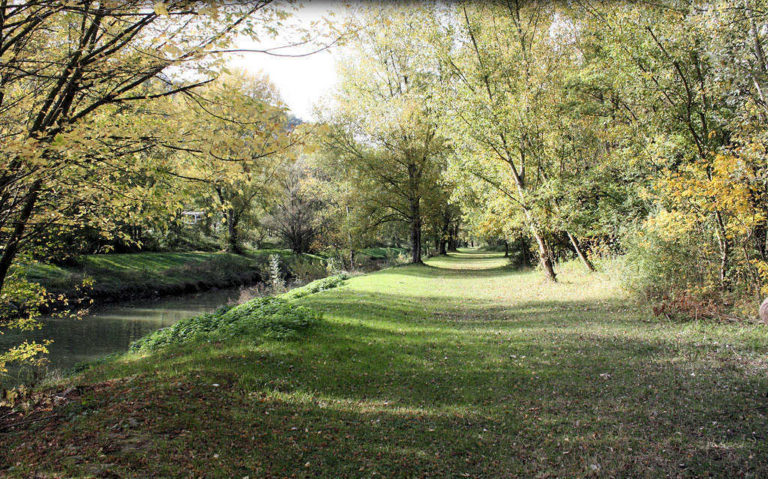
top-left (129, 298), bottom-right (321, 352)
top-left (283, 274), bottom-right (349, 300)
top-left (285, 255), bottom-right (328, 282)
top-left (621, 222), bottom-right (713, 301)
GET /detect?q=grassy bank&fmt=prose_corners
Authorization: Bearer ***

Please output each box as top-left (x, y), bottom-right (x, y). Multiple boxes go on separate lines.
top-left (25, 250), bottom-right (293, 302)
top-left (3, 251), bottom-right (768, 477)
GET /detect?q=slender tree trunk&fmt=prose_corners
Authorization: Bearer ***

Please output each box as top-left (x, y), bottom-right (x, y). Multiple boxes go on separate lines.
top-left (567, 231), bottom-right (595, 272)
top-left (0, 181), bottom-right (41, 293)
top-left (531, 227), bottom-right (556, 281)
top-left (520, 238), bottom-right (530, 267)
top-left (504, 240), bottom-right (509, 258)
top-left (439, 238), bottom-right (447, 255)
top-left (713, 210), bottom-right (731, 288)
top-left (410, 200), bottom-right (422, 264)
top-left (226, 208), bottom-right (242, 254)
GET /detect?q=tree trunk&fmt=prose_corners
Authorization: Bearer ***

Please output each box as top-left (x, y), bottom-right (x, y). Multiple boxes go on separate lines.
top-left (448, 224), bottom-right (459, 252)
top-left (531, 228), bottom-right (556, 281)
top-left (0, 181), bottom-right (41, 293)
top-left (566, 231), bottom-right (595, 272)
top-left (226, 208), bottom-right (242, 254)
top-left (504, 240), bottom-right (509, 258)
top-left (714, 210), bottom-right (731, 288)
top-left (520, 238), bottom-right (530, 267)
top-left (410, 200), bottom-right (422, 264)
top-left (439, 238), bottom-right (447, 255)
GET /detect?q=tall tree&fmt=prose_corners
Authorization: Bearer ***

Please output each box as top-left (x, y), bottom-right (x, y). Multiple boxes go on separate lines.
top-left (170, 70), bottom-right (297, 253)
top-left (428, 1), bottom-right (571, 280)
top-left (0, 0), bottom-right (280, 291)
top-left (321, 6), bottom-right (447, 264)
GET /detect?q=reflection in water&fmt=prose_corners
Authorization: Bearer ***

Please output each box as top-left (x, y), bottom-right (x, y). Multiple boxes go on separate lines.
top-left (1, 286), bottom-right (246, 387)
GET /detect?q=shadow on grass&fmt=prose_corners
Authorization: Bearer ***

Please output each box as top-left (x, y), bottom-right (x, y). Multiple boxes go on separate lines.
top-left (77, 293), bottom-right (768, 477)
top-left (9, 252), bottom-right (768, 477)
top-left (380, 262), bottom-right (519, 279)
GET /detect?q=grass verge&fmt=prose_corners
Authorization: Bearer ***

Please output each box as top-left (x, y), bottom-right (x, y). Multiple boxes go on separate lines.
top-left (2, 251), bottom-right (768, 477)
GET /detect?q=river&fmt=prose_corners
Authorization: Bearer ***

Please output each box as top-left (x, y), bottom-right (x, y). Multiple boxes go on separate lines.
top-left (1, 286), bottom-right (251, 388)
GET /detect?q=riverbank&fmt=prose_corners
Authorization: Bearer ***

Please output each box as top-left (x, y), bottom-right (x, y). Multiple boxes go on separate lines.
top-left (8, 251), bottom-right (766, 477)
top-left (25, 250), bottom-right (294, 303)
top-left (25, 248), bottom-right (404, 304)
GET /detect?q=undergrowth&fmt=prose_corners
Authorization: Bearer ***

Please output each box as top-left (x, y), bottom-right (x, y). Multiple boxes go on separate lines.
top-left (128, 275), bottom-right (348, 352)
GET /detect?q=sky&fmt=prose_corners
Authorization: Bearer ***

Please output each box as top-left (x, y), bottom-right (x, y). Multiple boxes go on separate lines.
top-left (227, 2), bottom-right (350, 121)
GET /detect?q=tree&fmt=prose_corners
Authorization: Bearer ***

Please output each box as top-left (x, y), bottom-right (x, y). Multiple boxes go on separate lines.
top-left (0, 0), bottom-right (295, 375)
top-left (321, 6), bottom-right (448, 264)
top-left (0, 1), bottom-right (285, 290)
top-left (428, 1), bottom-right (569, 280)
top-left (265, 160), bottom-right (325, 254)
top-left (170, 70), bottom-right (297, 253)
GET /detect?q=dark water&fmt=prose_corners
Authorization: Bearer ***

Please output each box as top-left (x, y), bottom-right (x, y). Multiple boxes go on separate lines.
top-left (1, 286), bottom-right (248, 387)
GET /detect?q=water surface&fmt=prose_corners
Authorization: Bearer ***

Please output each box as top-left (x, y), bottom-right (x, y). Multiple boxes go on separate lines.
top-left (1, 286), bottom-right (247, 387)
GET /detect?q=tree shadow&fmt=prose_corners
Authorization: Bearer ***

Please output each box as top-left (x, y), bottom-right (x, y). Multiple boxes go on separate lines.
top-left (66, 290), bottom-right (768, 477)
top-left (11, 283), bottom-right (768, 477)
top-left (381, 262), bottom-right (518, 279)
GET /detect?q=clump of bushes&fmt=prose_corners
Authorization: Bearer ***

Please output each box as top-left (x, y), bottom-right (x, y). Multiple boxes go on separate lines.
top-left (285, 255), bottom-right (328, 282)
top-left (129, 274), bottom-right (349, 352)
top-left (619, 217), bottom-right (758, 321)
top-left (129, 298), bottom-right (321, 352)
top-left (283, 274), bottom-right (349, 300)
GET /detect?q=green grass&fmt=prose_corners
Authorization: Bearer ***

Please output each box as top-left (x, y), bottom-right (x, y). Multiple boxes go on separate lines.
top-left (24, 250), bottom-right (292, 299)
top-left (3, 250), bottom-right (768, 477)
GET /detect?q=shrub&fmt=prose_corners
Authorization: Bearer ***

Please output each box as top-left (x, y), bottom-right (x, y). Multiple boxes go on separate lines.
top-left (286, 255), bottom-right (328, 282)
top-left (268, 254), bottom-right (285, 294)
top-left (620, 217), bottom-right (743, 320)
top-left (283, 274), bottom-right (349, 300)
top-left (620, 220), bottom-right (710, 301)
top-left (129, 298), bottom-right (320, 352)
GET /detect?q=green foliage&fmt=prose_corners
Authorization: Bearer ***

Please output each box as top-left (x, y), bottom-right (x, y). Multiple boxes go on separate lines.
top-left (1, 261), bottom-right (91, 374)
top-left (169, 70), bottom-right (300, 254)
top-left (319, 6), bottom-right (453, 264)
top-left (282, 274), bottom-right (349, 300)
top-left (358, 247), bottom-right (407, 261)
top-left (285, 255), bottom-right (329, 282)
top-left (128, 274), bottom-right (347, 353)
top-left (129, 297), bottom-right (321, 352)
top-left (620, 221), bottom-right (706, 301)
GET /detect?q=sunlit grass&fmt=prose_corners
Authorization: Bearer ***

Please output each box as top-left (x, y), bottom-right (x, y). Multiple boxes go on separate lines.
top-left (23, 250), bottom-right (293, 298)
top-left (3, 250), bottom-right (768, 477)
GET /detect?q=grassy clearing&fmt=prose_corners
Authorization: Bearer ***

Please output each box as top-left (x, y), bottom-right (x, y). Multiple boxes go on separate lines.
top-left (25, 250), bottom-right (292, 300)
top-left (3, 250), bottom-right (768, 477)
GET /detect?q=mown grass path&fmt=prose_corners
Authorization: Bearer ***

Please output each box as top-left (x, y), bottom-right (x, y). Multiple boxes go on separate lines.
top-left (3, 250), bottom-right (768, 478)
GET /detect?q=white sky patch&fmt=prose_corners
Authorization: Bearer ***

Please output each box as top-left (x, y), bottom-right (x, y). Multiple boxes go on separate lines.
top-left (227, 2), bottom-right (351, 121)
